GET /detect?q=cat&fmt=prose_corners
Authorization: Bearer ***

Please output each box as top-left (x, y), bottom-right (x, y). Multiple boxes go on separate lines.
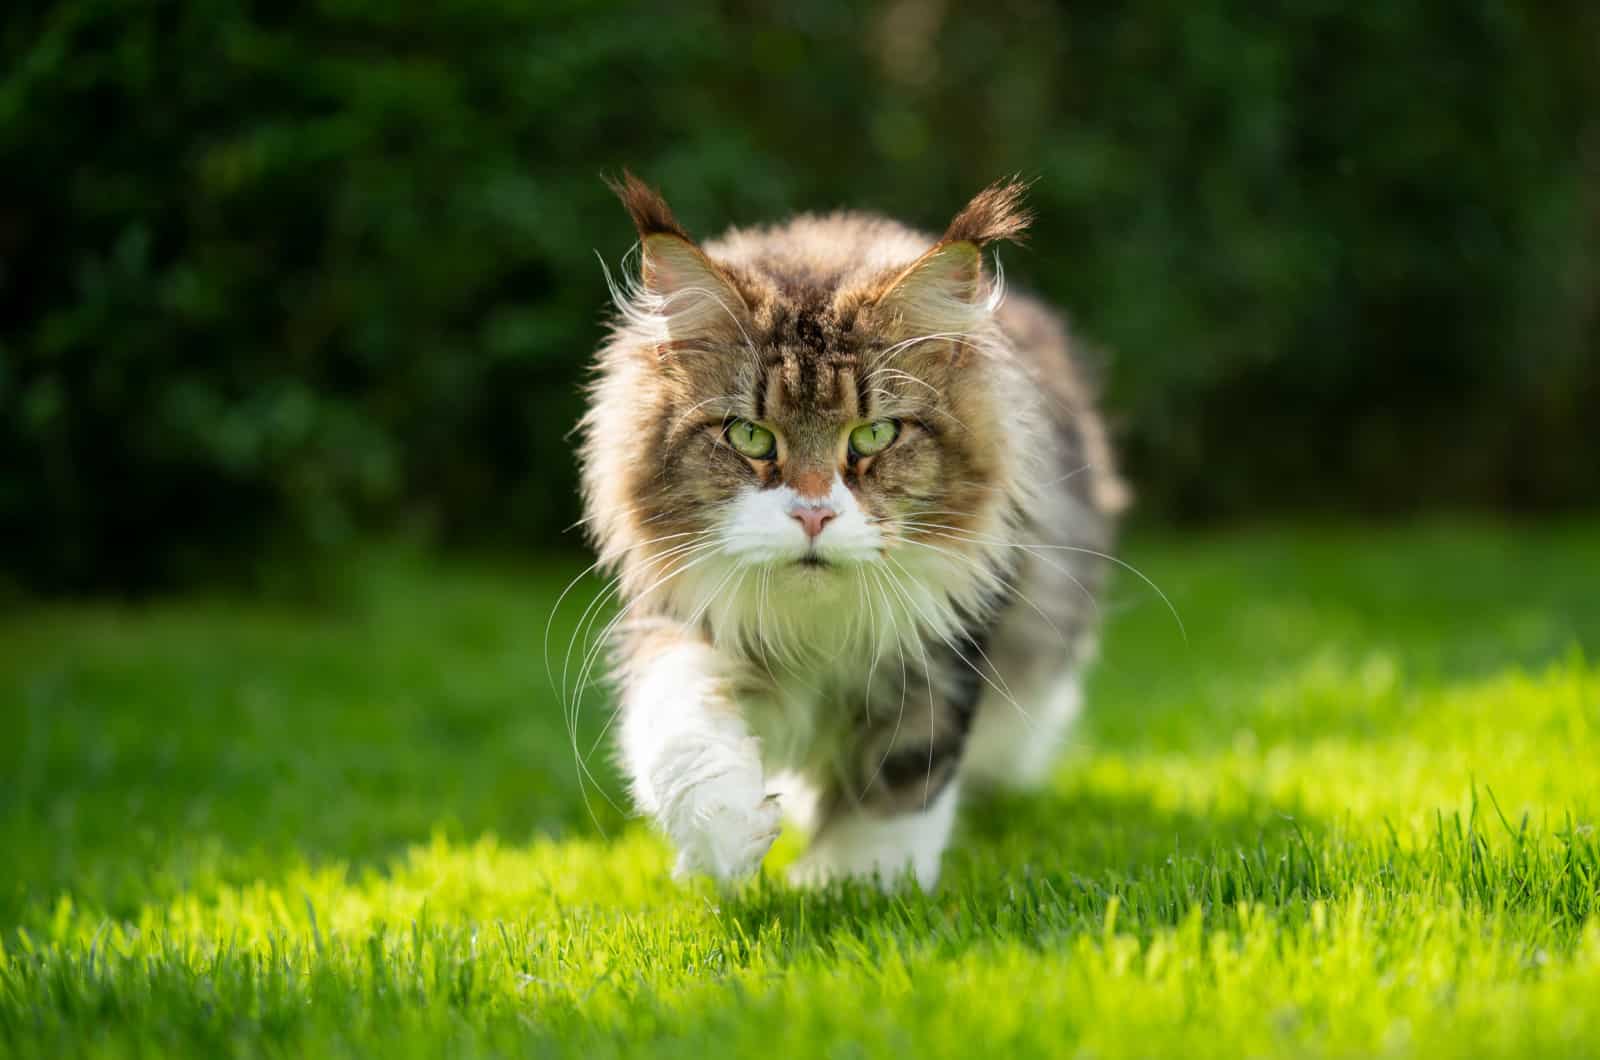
top-left (577, 173), bottom-right (1126, 889)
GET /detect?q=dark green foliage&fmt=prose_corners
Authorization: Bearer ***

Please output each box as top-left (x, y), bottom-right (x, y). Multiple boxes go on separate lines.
top-left (3, 1), bottom-right (1597, 589)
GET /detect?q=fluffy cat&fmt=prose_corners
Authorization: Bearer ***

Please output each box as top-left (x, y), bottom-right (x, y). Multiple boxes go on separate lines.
top-left (578, 174), bottom-right (1126, 889)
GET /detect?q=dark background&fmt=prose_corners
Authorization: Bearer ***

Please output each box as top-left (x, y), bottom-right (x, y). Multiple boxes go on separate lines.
top-left (4, 0), bottom-right (1597, 593)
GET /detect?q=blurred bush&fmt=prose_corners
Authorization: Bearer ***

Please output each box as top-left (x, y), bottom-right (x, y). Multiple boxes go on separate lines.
top-left (3, 0), bottom-right (1597, 591)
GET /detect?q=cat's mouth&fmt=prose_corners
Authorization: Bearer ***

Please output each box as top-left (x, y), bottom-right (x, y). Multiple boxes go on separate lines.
top-left (794, 554), bottom-right (829, 569)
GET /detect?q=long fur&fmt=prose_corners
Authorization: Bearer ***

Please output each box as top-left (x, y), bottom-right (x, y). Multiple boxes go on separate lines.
top-left (606, 169), bottom-right (693, 241)
top-left (941, 177), bottom-right (1034, 247)
top-left (576, 175), bottom-right (1125, 889)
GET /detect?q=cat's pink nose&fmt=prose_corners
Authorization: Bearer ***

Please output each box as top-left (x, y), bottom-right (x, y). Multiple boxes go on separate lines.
top-left (790, 506), bottom-right (836, 540)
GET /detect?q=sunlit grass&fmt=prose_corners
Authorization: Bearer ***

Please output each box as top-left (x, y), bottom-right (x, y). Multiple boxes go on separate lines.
top-left (3, 522), bottom-right (1599, 1057)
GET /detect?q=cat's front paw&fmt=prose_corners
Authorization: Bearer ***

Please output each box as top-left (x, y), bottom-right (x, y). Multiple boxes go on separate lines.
top-left (672, 791), bottom-right (782, 881)
top-left (639, 724), bottom-right (781, 882)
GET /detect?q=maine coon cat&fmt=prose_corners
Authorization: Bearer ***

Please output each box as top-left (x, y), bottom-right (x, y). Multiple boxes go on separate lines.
top-left (578, 174), bottom-right (1126, 889)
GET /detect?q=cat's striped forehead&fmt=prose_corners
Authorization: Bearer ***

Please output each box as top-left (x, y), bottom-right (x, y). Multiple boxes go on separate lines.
top-left (755, 350), bottom-right (868, 422)
top-left (731, 291), bottom-right (877, 421)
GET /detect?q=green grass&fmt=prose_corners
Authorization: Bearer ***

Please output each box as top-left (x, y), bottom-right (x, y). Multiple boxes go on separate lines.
top-left (4, 522), bottom-right (1600, 1058)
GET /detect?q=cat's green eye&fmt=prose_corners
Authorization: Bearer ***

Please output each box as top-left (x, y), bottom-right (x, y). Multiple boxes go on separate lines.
top-left (726, 419), bottom-right (777, 459)
top-left (848, 419), bottom-right (900, 457)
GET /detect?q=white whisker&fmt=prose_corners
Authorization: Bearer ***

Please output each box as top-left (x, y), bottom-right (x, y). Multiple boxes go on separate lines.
top-left (897, 521), bottom-right (1184, 642)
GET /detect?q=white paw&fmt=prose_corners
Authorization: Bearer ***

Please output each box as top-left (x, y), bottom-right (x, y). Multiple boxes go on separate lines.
top-left (787, 847), bottom-right (926, 892)
top-left (672, 792), bottom-right (782, 881)
top-left (787, 784), bottom-right (959, 891)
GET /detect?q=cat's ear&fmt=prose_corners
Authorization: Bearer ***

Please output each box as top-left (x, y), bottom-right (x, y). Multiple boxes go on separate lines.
top-left (876, 240), bottom-right (986, 328)
top-left (608, 171), bottom-right (750, 343)
top-left (875, 179), bottom-right (1032, 333)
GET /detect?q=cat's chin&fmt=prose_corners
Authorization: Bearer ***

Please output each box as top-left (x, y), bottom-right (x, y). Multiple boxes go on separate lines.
top-left (755, 554), bottom-right (861, 588)
top-left (778, 556), bottom-right (839, 582)
top-left (783, 552), bottom-right (884, 573)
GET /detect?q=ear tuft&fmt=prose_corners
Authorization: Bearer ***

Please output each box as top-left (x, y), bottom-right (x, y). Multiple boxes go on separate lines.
top-left (941, 178), bottom-right (1033, 247)
top-left (606, 169), bottom-right (692, 241)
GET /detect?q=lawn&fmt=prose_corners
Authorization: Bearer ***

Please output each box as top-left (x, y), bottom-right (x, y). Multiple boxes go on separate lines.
top-left (3, 522), bottom-right (1599, 1058)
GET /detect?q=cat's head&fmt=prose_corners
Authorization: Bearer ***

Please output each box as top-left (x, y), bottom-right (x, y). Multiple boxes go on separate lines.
top-left (581, 174), bottom-right (1040, 655)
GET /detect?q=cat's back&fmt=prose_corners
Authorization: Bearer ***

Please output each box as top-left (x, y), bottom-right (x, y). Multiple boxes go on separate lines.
top-left (995, 289), bottom-right (1129, 519)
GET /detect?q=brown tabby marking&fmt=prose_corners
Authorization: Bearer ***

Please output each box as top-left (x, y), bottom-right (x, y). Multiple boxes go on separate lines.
top-left (578, 173), bottom-right (1125, 888)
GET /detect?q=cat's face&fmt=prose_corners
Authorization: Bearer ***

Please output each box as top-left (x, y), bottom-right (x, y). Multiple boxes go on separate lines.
top-left (662, 268), bottom-right (1002, 555)
top-left (582, 176), bottom-right (1035, 650)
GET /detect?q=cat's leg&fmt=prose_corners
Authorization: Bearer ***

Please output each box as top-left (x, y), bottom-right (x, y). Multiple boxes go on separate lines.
top-left (617, 628), bottom-right (780, 881)
top-left (791, 684), bottom-right (970, 890)
top-left (962, 667), bottom-right (1083, 790)
top-left (791, 781), bottom-right (960, 890)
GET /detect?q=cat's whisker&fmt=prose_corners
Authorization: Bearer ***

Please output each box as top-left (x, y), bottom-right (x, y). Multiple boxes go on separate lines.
top-left (863, 366), bottom-right (942, 400)
top-left (860, 565), bottom-right (913, 799)
top-left (568, 542), bottom-right (721, 699)
top-left (854, 565), bottom-right (878, 716)
top-left (880, 553), bottom-right (1026, 719)
top-left (893, 520), bottom-right (1105, 628)
top-left (754, 563), bottom-right (784, 686)
top-left (563, 577), bottom-right (629, 830)
top-left (872, 563), bottom-right (943, 805)
top-left (554, 572), bottom-right (625, 831)
top-left (872, 330), bottom-right (983, 362)
top-left (900, 521), bottom-right (1183, 641)
top-left (561, 575), bottom-right (625, 724)
top-left (545, 529), bottom-right (713, 693)
top-left (682, 558), bottom-right (747, 631)
top-left (562, 505), bottom-right (624, 534)
top-left (636, 508), bottom-right (682, 528)
top-left (658, 284), bottom-right (755, 349)
top-left (1038, 462), bottom-right (1098, 490)
top-left (861, 367), bottom-right (975, 434)
top-left (558, 535), bottom-right (717, 706)
top-left (547, 564), bottom-right (615, 699)
top-left (601, 245), bottom-right (760, 353)
top-left (563, 557), bottom-right (705, 821)
top-left (674, 392), bottom-right (748, 425)
top-left (582, 561), bottom-right (752, 769)
top-left (563, 545), bottom-right (728, 822)
top-left (895, 535), bottom-right (1068, 647)
top-left (562, 540), bottom-right (722, 803)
